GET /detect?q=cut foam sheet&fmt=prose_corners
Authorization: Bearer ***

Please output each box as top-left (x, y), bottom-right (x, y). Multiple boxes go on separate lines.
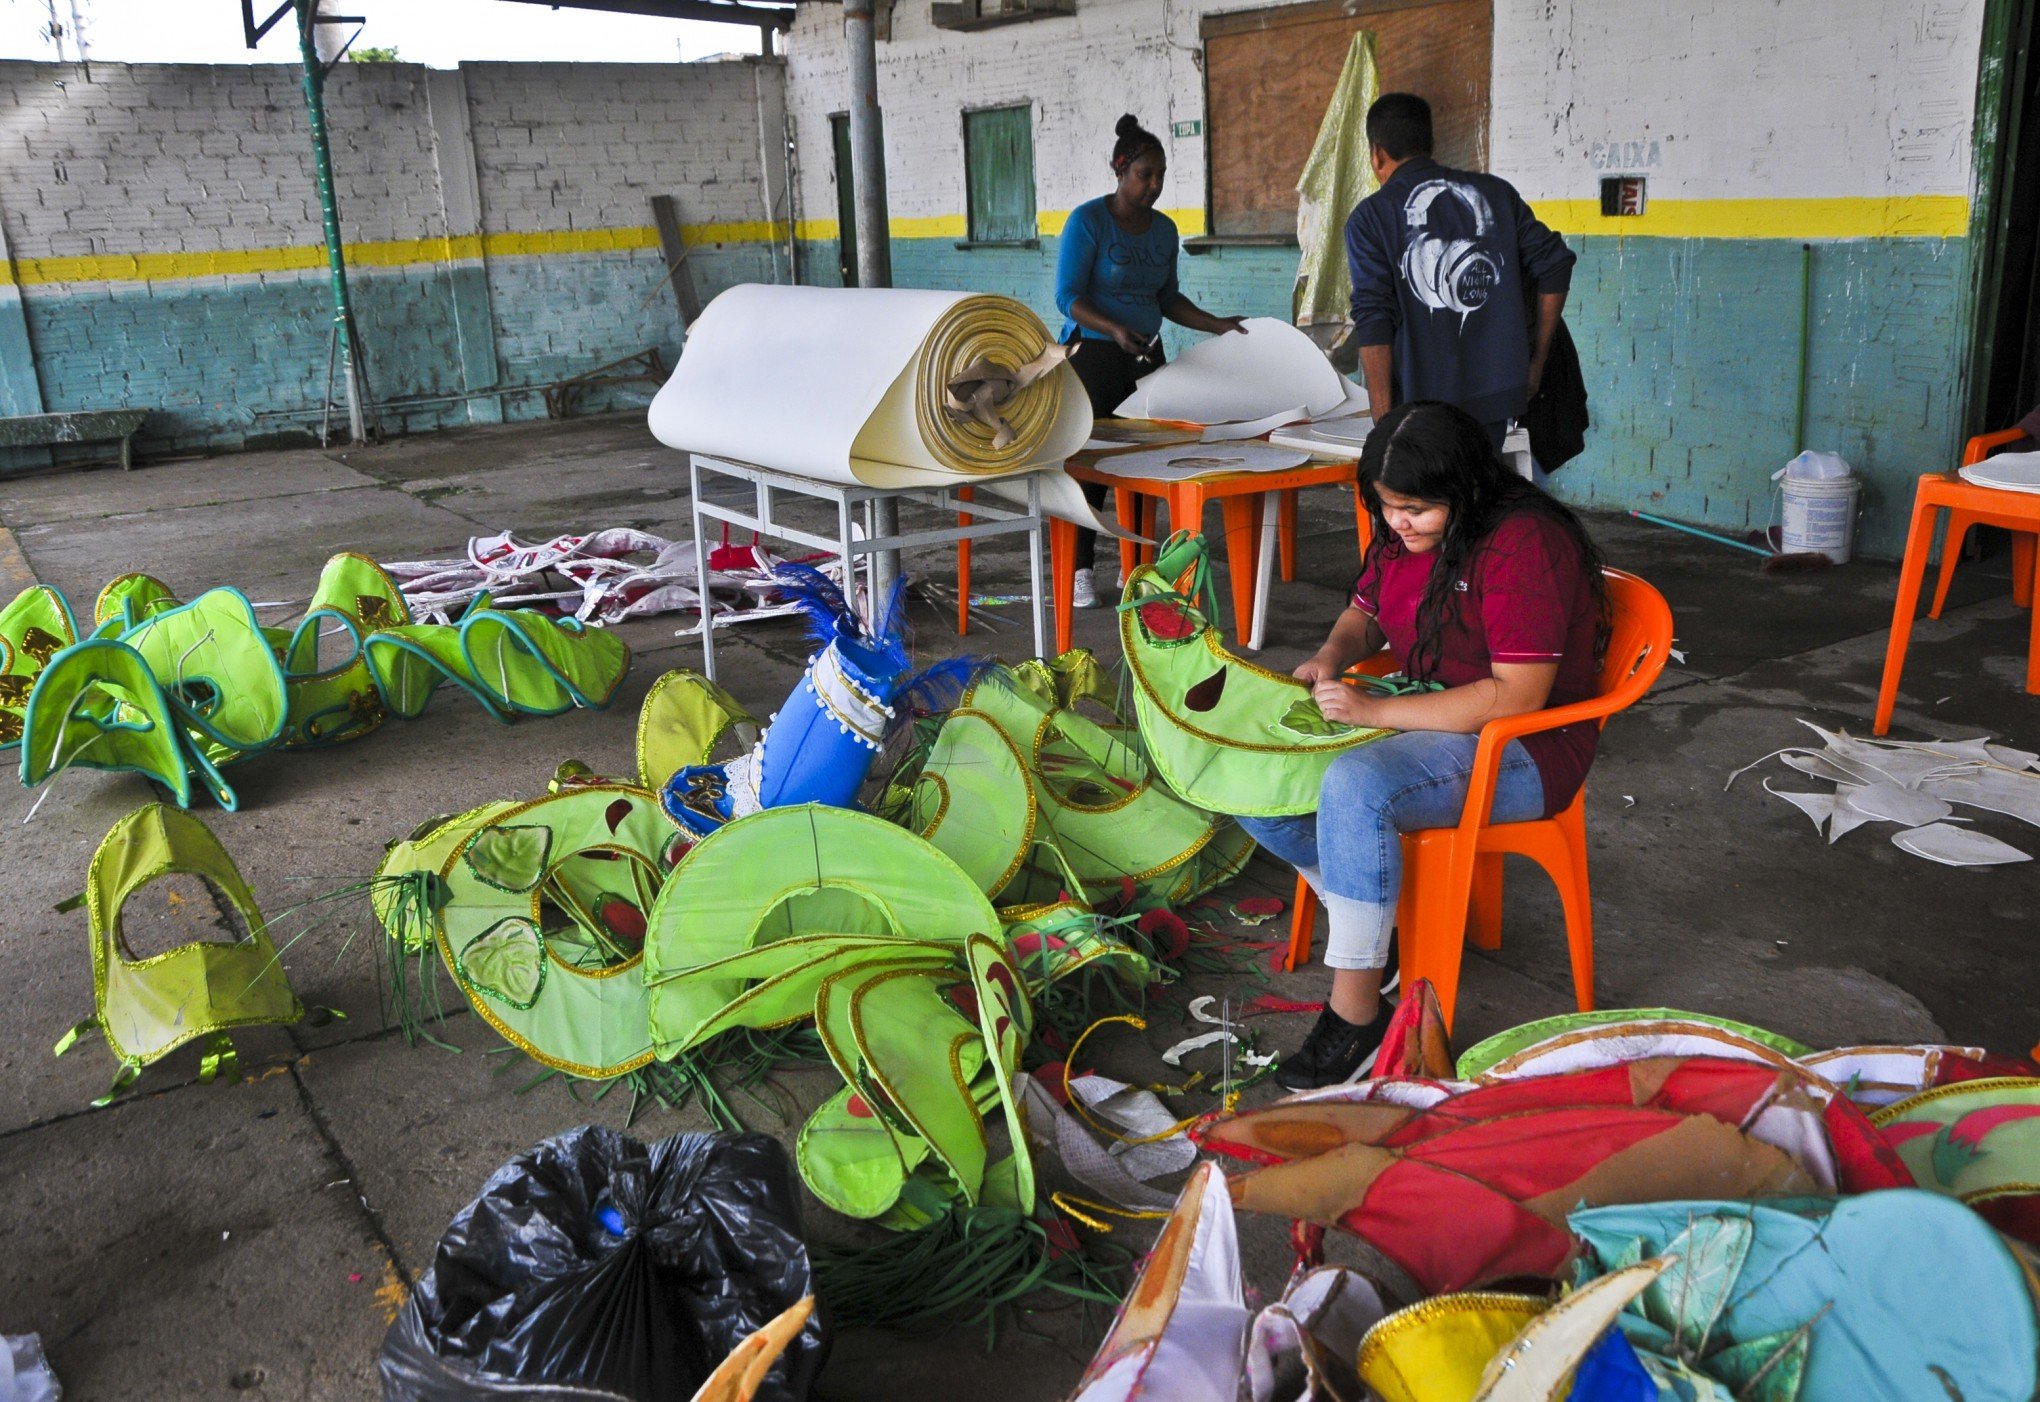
top-left (1929, 769), bottom-right (2040, 828)
top-left (1843, 780), bottom-right (1953, 827)
top-left (1114, 318), bottom-right (1347, 423)
top-left (1099, 443), bottom-right (1314, 483)
top-left (1828, 784), bottom-right (1872, 843)
top-left (1199, 407), bottom-right (1309, 443)
top-left (1958, 450), bottom-right (2040, 494)
top-left (646, 283), bottom-right (1123, 535)
top-left (1268, 420), bottom-right (1373, 457)
top-left (1893, 823), bottom-right (2031, 866)
top-left (1763, 780), bottom-right (1835, 833)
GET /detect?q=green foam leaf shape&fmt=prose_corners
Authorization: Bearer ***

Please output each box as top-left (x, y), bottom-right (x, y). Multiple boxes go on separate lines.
top-left (465, 824), bottom-right (552, 893)
top-left (1278, 696), bottom-right (1356, 738)
top-left (457, 917), bottom-right (548, 1010)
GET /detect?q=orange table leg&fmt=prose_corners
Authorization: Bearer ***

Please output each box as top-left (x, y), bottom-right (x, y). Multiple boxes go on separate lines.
top-left (1140, 496), bottom-right (1159, 566)
top-left (1278, 488), bottom-right (1298, 582)
top-left (955, 485), bottom-right (974, 636)
top-left (1114, 489), bottom-right (1143, 592)
top-left (1218, 492), bottom-right (1263, 643)
top-left (1049, 517), bottom-right (1076, 656)
top-left (2017, 533), bottom-right (2037, 610)
top-left (1872, 488), bottom-right (1941, 736)
top-left (1353, 486), bottom-right (1373, 559)
top-left (2026, 539), bottom-right (2040, 694)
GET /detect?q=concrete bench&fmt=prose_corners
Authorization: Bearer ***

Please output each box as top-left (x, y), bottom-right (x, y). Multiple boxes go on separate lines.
top-left (0, 409), bottom-right (151, 470)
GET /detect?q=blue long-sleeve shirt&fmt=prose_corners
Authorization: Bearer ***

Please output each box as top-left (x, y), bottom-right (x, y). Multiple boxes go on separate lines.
top-left (1345, 157), bottom-right (1575, 425)
top-left (1055, 197), bottom-right (1181, 342)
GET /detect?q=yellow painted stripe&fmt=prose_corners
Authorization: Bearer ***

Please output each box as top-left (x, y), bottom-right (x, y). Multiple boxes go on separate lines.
top-left (1539, 195), bottom-right (1971, 240)
top-left (5, 195), bottom-right (1966, 289)
top-left (10, 220), bottom-right (803, 287)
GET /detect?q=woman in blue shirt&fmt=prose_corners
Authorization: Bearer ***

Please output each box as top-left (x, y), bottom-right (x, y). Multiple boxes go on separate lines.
top-left (1057, 114), bottom-right (1246, 605)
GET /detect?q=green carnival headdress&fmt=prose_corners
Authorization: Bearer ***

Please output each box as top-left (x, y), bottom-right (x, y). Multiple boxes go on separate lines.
top-left (53, 804), bottom-right (305, 1103)
top-left (1119, 532), bottom-right (1392, 816)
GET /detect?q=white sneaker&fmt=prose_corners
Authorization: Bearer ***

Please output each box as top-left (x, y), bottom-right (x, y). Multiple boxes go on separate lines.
top-left (1072, 567), bottom-right (1099, 609)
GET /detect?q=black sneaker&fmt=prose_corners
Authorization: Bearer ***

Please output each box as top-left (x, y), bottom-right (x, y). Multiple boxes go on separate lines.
top-left (1275, 1003), bottom-right (1392, 1091)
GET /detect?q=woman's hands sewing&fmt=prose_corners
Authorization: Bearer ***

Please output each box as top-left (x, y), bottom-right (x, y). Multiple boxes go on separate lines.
top-left (1313, 677), bottom-right (1384, 728)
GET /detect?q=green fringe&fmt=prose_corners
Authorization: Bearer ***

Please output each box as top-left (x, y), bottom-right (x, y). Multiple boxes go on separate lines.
top-left (814, 1204), bottom-right (1129, 1343)
top-left (492, 1022), bottom-right (831, 1130)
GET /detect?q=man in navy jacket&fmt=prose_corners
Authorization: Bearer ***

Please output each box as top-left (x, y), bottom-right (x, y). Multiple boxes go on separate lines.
top-left (1345, 93), bottom-right (1576, 449)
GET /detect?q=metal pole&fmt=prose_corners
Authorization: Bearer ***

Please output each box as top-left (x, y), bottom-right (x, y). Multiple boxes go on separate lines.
top-left (842, 0), bottom-right (899, 609)
top-left (296, 0), bottom-right (370, 445)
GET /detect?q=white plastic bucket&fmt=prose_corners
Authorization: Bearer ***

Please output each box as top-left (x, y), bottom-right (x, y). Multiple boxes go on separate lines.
top-left (1779, 474), bottom-right (1861, 563)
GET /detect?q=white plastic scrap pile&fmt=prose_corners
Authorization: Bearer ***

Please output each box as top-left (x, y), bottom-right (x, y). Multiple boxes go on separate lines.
top-left (381, 529), bottom-right (830, 629)
top-left (1732, 721), bottom-right (2040, 866)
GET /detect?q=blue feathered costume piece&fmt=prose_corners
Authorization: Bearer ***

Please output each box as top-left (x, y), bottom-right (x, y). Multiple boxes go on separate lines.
top-left (662, 565), bottom-right (980, 834)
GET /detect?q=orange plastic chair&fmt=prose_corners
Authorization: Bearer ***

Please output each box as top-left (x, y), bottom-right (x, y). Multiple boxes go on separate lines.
top-left (1284, 568), bottom-right (1675, 1030)
top-left (1874, 464), bottom-right (2040, 735)
top-left (1926, 429), bottom-right (2037, 618)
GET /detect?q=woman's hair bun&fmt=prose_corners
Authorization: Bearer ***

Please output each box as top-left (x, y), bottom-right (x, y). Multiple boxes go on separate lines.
top-left (1115, 113), bottom-right (1142, 139)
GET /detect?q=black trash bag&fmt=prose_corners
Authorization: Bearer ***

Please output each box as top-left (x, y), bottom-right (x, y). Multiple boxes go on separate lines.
top-left (380, 1126), bottom-right (825, 1401)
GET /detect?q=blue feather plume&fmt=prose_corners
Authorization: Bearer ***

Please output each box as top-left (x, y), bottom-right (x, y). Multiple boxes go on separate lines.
top-left (766, 561), bottom-right (856, 649)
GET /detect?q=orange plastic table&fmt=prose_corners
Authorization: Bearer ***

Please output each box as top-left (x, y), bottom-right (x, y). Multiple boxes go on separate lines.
top-left (1065, 453), bottom-right (1370, 646)
top-left (1873, 472), bottom-right (2040, 735)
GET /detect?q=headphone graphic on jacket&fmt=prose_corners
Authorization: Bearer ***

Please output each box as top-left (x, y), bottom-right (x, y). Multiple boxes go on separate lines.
top-left (1399, 178), bottom-right (1501, 320)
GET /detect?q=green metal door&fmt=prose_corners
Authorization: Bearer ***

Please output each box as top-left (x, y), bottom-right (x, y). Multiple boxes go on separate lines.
top-left (832, 114), bottom-right (858, 287)
top-left (965, 107), bottom-right (1036, 244)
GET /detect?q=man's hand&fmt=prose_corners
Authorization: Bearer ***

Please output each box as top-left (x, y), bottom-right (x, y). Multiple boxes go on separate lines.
top-left (1526, 354), bottom-right (1548, 402)
top-left (1213, 316), bottom-right (1249, 335)
top-left (1313, 678), bottom-right (1379, 727)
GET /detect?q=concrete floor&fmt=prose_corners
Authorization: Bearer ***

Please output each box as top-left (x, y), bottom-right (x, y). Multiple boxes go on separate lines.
top-left (0, 413), bottom-right (2035, 1399)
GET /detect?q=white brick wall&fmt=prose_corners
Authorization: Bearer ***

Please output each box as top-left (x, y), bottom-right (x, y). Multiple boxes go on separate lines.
top-left (783, 0), bottom-right (1214, 232)
top-left (1492, 0), bottom-right (1987, 204)
top-left (782, 0), bottom-right (1989, 230)
top-left (0, 56), bottom-right (788, 261)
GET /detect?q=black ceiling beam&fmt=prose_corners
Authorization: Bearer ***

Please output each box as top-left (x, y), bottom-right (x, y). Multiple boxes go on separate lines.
top-left (496, 0), bottom-right (797, 30)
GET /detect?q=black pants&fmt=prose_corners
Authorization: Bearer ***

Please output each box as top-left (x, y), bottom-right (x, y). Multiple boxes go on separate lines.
top-left (1068, 335), bottom-right (1165, 571)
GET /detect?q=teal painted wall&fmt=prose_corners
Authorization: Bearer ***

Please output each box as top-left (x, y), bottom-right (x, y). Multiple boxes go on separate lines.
top-left (5, 244), bottom-right (778, 466)
top-left (801, 231), bottom-right (1969, 561)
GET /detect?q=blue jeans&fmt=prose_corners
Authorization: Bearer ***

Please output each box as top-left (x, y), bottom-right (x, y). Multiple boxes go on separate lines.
top-left (1236, 731), bottom-right (1545, 970)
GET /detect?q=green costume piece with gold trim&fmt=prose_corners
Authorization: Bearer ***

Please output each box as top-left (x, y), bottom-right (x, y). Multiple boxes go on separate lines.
top-left (1120, 532), bottom-right (1391, 816)
top-left (53, 804), bottom-right (304, 1104)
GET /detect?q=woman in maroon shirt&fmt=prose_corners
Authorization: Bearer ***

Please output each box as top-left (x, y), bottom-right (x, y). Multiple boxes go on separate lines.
top-left (1232, 400), bottom-right (1607, 1089)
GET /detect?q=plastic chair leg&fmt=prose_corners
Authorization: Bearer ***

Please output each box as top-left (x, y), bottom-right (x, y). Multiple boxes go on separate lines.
top-left (2027, 549), bottom-right (2040, 695)
top-left (2017, 532), bottom-right (2037, 610)
top-left (1286, 874), bottom-right (1318, 972)
top-left (1404, 837), bottom-right (1475, 1030)
top-left (1279, 489), bottom-right (1298, 583)
top-left (1556, 806), bottom-right (1596, 1011)
top-left (956, 486), bottom-right (975, 636)
top-left (1874, 492), bottom-right (1940, 736)
top-left (1467, 854), bottom-right (1504, 950)
top-left (1927, 511), bottom-right (1975, 620)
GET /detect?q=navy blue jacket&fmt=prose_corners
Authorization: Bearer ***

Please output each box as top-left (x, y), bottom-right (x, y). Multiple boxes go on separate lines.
top-left (1345, 156), bottom-right (1576, 426)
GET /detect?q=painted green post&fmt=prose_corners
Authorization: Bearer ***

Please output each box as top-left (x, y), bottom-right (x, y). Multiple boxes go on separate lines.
top-left (295, 0), bottom-right (371, 444)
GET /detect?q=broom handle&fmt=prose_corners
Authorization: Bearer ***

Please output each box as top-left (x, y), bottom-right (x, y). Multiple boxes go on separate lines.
top-left (1628, 510), bottom-right (1774, 558)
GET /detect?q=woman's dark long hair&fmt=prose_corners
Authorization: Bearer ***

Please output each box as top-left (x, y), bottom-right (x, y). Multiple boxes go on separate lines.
top-left (1356, 400), bottom-right (1608, 682)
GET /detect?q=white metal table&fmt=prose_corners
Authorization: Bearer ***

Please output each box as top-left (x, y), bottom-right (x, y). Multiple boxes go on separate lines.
top-left (686, 453), bottom-right (1049, 680)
